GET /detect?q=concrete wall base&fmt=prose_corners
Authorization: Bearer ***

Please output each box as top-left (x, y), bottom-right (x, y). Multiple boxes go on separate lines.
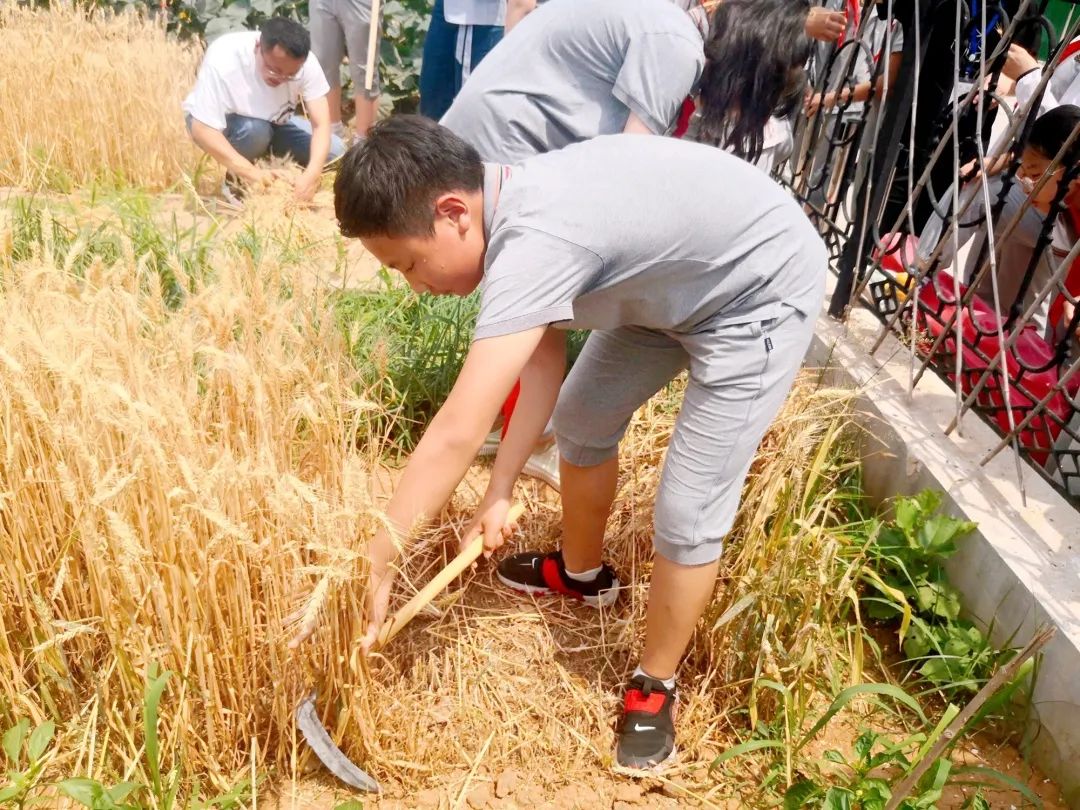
top-left (807, 305), bottom-right (1080, 807)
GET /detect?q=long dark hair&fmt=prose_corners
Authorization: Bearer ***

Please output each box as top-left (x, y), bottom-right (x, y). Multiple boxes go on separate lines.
top-left (696, 0), bottom-right (812, 163)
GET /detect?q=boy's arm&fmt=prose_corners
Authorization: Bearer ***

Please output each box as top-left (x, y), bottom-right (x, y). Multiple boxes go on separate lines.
top-left (505, 0), bottom-right (537, 33)
top-left (810, 51), bottom-right (904, 113)
top-left (339, 325), bottom-right (550, 652)
top-left (465, 327), bottom-right (566, 555)
top-left (623, 110), bottom-right (654, 134)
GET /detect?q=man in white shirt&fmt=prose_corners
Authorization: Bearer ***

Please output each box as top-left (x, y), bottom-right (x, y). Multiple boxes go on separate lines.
top-left (183, 18), bottom-right (345, 203)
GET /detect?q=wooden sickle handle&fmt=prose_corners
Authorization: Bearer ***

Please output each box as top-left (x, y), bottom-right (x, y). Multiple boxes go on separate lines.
top-left (375, 503), bottom-right (526, 647)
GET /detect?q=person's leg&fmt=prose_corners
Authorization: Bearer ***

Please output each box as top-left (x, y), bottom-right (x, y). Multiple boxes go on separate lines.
top-left (418, 0), bottom-right (458, 119)
top-left (309, 0), bottom-right (346, 127)
top-left (638, 555), bottom-right (721, 680)
top-left (617, 305), bottom-right (819, 769)
top-left (352, 96), bottom-right (380, 137)
top-left (342, 0), bottom-right (381, 137)
top-left (559, 456), bottom-right (618, 573)
top-left (496, 328), bottom-right (687, 602)
top-left (270, 116), bottom-right (346, 166)
top-left (223, 114), bottom-right (273, 163)
top-left (644, 307), bottom-right (819, 675)
top-left (554, 328), bottom-right (687, 572)
top-left (452, 22), bottom-right (503, 96)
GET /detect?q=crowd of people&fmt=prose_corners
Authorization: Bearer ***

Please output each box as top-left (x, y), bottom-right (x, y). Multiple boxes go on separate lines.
top-left (180, 0), bottom-right (1079, 773)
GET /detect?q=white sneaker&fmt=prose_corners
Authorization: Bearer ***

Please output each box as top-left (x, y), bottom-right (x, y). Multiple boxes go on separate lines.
top-left (522, 441), bottom-right (561, 492)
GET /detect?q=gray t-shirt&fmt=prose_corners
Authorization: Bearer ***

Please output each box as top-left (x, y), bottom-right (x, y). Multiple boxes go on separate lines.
top-left (474, 135), bottom-right (826, 340)
top-left (441, 0), bottom-right (705, 162)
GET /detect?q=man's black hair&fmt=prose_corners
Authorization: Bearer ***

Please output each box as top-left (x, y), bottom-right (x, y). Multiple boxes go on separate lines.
top-left (260, 17), bottom-right (311, 60)
top-left (1027, 105), bottom-right (1080, 167)
top-left (334, 115), bottom-right (484, 238)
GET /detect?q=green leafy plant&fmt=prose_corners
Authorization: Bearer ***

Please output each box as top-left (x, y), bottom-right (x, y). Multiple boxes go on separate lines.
top-left (377, 0), bottom-right (432, 112)
top-left (715, 682), bottom-right (1038, 810)
top-left (855, 491), bottom-right (1015, 696)
top-left (0, 719), bottom-right (56, 808)
top-left (1, 666), bottom-right (250, 809)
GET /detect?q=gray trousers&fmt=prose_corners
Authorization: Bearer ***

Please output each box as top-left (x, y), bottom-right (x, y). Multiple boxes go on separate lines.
top-left (309, 0), bottom-right (381, 98)
top-left (553, 303), bottom-right (818, 565)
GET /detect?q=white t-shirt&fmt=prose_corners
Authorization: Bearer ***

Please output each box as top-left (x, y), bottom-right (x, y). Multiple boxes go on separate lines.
top-left (443, 0), bottom-right (504, 26)
top-left (183, 31), bottom-right (330, 130)
top-left (1015, 37), bottom-right (1080, 117)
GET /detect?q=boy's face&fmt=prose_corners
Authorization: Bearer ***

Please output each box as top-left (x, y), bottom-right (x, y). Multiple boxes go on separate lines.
top-left (1019, 147), bottom-right (1080, 214)
top-left (361, 191), bottom-right (486, 297)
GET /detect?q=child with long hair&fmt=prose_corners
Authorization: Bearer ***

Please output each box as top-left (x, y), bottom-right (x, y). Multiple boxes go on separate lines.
top-left (441, 0), bottom-right (814, 166)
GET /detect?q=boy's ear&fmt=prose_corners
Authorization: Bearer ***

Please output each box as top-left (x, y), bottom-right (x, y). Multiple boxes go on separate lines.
top-left (433, 193), bottom-right (473, 234)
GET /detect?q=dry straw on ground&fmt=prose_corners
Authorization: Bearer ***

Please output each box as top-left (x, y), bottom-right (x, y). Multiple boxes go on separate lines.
top-left (329, 378), bottom-right (861, 802)
top-left (0, 2), bottom-right (203, 191)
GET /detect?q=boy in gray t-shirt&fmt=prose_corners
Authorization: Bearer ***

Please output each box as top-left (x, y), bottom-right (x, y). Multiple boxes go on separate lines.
top-left (441, 0), bottom-right (706, 163)
top-left (326, 116), bottom-right (826, 770)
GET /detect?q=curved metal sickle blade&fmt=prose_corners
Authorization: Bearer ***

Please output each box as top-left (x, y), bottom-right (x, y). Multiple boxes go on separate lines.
top-left (295, 692), bottom-right (380, 794)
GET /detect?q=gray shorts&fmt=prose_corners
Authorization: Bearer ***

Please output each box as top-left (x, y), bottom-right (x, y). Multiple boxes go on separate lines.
top-left (310, 0), bottom-right (381, 99)
top-left (553, 304), bottom-right (818, 566)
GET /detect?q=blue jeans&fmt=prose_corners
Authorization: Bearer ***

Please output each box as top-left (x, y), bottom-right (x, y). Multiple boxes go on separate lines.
top-left (418, 0), bottom-right (503, 120)
top-left (188, 114), bottom-right (346, 167)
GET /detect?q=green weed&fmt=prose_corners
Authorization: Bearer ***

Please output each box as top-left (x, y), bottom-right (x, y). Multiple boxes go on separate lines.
top-left (336, 270), bottom-right (589, 455)
top-left (854, 491), bottom-right (1018, 699)
top-left (0, 667), bottom-right (251, 809)
top-left (8, 195), bottom-right (215, 308)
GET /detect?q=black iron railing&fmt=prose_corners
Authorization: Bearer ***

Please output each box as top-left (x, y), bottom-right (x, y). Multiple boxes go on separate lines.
top-left (778, 0), bottom-right (1080, 501)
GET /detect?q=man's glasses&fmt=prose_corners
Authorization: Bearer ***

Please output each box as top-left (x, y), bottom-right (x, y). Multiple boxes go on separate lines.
top-left (258, 46), bottom-right (302, 81)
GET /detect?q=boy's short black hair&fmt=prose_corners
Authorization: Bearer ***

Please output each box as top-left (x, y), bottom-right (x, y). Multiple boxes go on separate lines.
top-left (1027, 105), bottom-right (1080, 167)
top-left (334, 115), bottom-right (484, 238)
top-left (260, 17), bottom-right (310, 59)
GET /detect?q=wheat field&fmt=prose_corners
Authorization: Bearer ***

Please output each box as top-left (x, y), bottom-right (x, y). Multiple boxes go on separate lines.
top-left (0, 2), bottom-right (204, 191)
top-left (0, 199), bottom-right (387, 791)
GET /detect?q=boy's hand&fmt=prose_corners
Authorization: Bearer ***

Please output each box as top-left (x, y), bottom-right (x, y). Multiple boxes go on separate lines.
top-left (806, 7), bottom-right (846, 43)
top-left (359, 562), bottom-right (396, 654)
top-left (1002, 43), bottom-right (1039, 81)
top-left (461, 494), bottom-right (519, 559)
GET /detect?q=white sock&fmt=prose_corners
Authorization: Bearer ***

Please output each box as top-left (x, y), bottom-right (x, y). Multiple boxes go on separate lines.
top-left (564, 564), bottom-right (602, 582)
top-left (633, 665), bottom-right (675, 691)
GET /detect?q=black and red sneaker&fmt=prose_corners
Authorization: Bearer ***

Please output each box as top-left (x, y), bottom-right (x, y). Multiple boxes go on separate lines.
top-left (496, 550), bottom-right (620, 608)
top-left (615, 675), bottom-right (678, 771)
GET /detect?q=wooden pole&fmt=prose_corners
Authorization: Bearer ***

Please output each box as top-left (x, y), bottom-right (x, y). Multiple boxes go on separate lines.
top-left (364, 0), bottom-right (382, 93)
top-left (884, 624), bottom-right (1055, 810)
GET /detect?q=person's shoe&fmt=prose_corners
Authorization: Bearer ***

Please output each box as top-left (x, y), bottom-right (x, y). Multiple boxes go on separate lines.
top-left (522, 441), bottom-right (560, 491)
top-left (615, 675), bottom-right (678, 771)
top-left (496, 550), bottom-right (619, 608)
top-left (221, 173), bottom-right (245, 207)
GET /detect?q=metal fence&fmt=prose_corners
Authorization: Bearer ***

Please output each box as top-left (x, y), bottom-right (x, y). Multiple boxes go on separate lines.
top-left (777, 0), bottom-right (1080, 502)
